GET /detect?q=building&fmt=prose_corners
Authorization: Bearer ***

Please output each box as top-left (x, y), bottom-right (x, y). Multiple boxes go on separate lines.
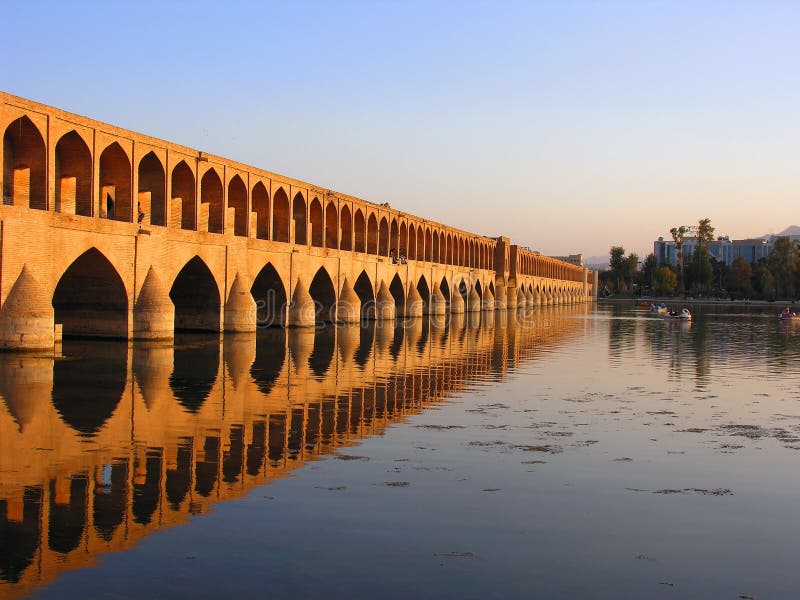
top-left (653, 234), bottom-right (798, 267)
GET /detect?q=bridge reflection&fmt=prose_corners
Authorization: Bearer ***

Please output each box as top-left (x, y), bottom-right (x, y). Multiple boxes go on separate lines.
top-left (0, 306), bottom-right (587, 598)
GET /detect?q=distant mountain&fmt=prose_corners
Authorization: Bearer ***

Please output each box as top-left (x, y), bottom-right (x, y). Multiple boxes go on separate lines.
top-left (585, 255), bottom-right (609, 270)
top-left (771, 225), bottom-right (800, 238)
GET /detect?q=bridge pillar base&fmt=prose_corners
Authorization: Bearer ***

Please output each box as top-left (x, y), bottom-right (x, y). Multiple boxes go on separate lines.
top-left (449, 289), bottom-right (465, 314)
top-left (335, 278), bottom-right (361, 323)
top-left (133, 267), bottom-right (175, 340)
top-left (375, 282), bottom-right (396, 320)
top-left (404, 284), bottom-right (423, 318)
top-left (0, 266), bottom-right (55, 352)
top-left (288, 278), bottom-right (316, 327)
top-left (224, 272), bottom-right (257, 333)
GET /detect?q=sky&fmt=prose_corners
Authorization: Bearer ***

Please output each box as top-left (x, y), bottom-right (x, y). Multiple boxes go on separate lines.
top-left (3, 1), bottom-right (799, 262)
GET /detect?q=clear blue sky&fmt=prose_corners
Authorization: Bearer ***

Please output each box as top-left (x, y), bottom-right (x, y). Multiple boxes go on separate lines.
top-left (4, 1), bottom-right (799, 261)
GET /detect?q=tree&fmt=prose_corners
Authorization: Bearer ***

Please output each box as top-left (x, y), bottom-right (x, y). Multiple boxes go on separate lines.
top-left (653, 266), bottom-right (677, 295)
top-left (696, 218), bottom-right (715, 249)
top-left (687, 245), bottom-right (713, 295)
top-left (727, 257), bottom-right (752, 297)
top-left (609, 246), bottom-right (626, 290)
top-left (622, 253), bottom-right (639, 291)
top-left (752, 260), bottom-right (775, 300)
top-left (639, 253), bottom-right (658, 290)
top-left (669, 225), bottom-right (690, 292)
top-left (767, 236), bottom-right (798, 300)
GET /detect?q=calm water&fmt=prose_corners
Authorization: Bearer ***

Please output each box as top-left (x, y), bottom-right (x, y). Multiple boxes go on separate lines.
top-left (2, 303), bottom-right (800, 599)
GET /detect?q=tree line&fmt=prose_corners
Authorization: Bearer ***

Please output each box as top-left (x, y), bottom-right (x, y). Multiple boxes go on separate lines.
top-left (601, 218), bottom-right (800, 301)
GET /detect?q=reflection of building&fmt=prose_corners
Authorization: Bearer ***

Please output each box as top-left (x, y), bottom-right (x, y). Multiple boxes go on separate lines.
top-left (653, 235), bottom-right (800, 266)
top-left (0, 307), bottom-right (586, 599)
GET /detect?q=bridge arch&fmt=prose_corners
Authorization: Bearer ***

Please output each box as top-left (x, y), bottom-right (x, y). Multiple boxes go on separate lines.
top-left (408, 224), bottom-right (416, 260)
top-left (354, 209), bottom-right (365, 252)
top-left (399, 222), bottom-right (407, 257)
top-left (354, 270), bottom-right (375, 319)
top-left (292, 192), bottom-right (307, 245)
top-left (439, 276), bottom-right (451, 304)
top-left (138, 151), bottom-right (165, 226)
top-left (425, 228), bottom-right (433, 262)
top-left (390, 218), bottom-right (399, 255)
top-left (310, 197), bottom-right (323, 247)
top-left (227, 174), bottom-right (248, 236)
top-left (200, 168), bottom-right (224, 233)
top-left (325, 201), bottom-right (338, 248)
top-left (367, 213), bottom-right (378, 255)
top-left (389, 273), bottom-right (405, 311)
top-left (309, 267), bottom-right (336, 324)
top-left (416, 226), bottom-right (424, 260)
top-left (99, 142), bottom-right (132, 222)
top-left (52, 247), bottom-right (129, 338)
top-left (379, 216), bottom-right (389, 256)
top-left (272, 187), bottom-right (289, 242)
top-left (340, 204), bottom-right (352, 250)
top-left (417, 275), bottom-right (430, 312)
top-left (252, 181), bottom-right (270, 239)
top-left (55, 130), bottom-right (93, 216)
top-left (251, 262), bottom-right (287, 327)
top-left (3, 115), bottom-right (46, 210)
top-left (170, 256), bottom-right (220, 331)
top-left (171, 161), bottom-right (195, 230)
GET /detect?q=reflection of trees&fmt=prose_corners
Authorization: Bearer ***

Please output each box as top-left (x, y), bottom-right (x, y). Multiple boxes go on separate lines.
top-left (608, 303), bottom-right (637, 364)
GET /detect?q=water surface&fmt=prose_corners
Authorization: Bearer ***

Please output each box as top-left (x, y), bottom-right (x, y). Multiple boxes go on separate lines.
top-left (2, 304), bottom-right (799, 599)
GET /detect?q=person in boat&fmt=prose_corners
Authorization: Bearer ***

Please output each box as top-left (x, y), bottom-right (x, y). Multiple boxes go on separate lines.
top-left (781, 306), bottom-right (795, 318)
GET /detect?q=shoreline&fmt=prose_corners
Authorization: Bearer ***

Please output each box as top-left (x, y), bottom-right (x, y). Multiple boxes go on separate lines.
top-left (598, 297), bottom-right (797, 308)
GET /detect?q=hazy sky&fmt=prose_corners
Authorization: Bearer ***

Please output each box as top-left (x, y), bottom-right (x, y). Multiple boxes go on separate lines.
top-left (4, 1), bottom-right (798, 260)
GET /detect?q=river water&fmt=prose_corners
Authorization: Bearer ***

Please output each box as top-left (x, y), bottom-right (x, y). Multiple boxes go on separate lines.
top-left (1, 303), bottom-right (799, 599)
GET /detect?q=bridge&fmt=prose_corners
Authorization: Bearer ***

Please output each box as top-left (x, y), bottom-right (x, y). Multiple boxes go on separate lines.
top-left (0, 91), bottom-right (596, 351)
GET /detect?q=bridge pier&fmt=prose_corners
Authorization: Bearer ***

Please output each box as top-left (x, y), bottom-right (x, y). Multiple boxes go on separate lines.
top-left (133, 267), bottom-right (175, 340)
top-left (223, 273), bottom-right (257, 333)
top-left (0, 266), bottom-right (55, 351)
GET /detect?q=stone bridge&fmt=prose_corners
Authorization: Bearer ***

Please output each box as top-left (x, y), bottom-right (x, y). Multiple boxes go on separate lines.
top-left (0, 91), bottom-right (596, 351)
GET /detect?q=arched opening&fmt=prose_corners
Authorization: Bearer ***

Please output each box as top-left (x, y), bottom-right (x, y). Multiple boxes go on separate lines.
top-left (309, 267), bottom-right (336, 324)
top-left (170, 256), bottom-right (220, 331)
top-left (432, 232), bottom-right (440, 263)
top-left (0, 486), bottom-right (42, 583)
top-left (55, 130), bottom-right (92, 216)
top-left (354, 209), bottom-right (366, 253)
top-left (227, 175), bottom-right (248, 236)
top-left (408, 224), bottom-right (416, 260)
top-left (292, 193), bottom-right (307, 245)
top-left (425, 229), bottom-right (433, 262)
top-left (132, 451), bottom-right (161, 524)
top-left (340, 205), bottom-right (352, 251)
top-left (354, 270), bottom-right (375, 320)
top-left (458, 278), bottom-right (468, 301)
top-left (475, 280), bottom-right (483, 299)
top-left (99, 142), bottom-right (132, 222)
top-left (3, 116), bottom-right (46, 209)
top-left (252, 181), bottom-right (270, 240)
top-left (272, 187), bottom-right (290, 242)
top-left (251, 263), bottom-right (287, 327)
top-left (53, 248), bottom-right (128, 338)
top-left (399, 222), bottom-right (408, 258)
top-left (325, 201), bottom-right (338, 248)
top-left (93, 461), bottom-right (128, 540)
top-left (48, 476), bottom-right (87, 554)
top-left (489, 281), bottom-right (495, 295)
top-left (440, 277), bottom-right (451, 304)
top-left (138, 151), bottom-right (165, 226)
top-left (389, 273), bottom-right (405, 312)
top-left (310, 197), bottom-right (323, 247)
top-left (417, 275), bottom-right (430, 312)
top-left (416, 227), bottom-right (425, 260)
top-left (200, 168), bottom-right (224, 233)
top-left (171, 161), bottom-right (195, 230)
top-left (446, 234), bottom-right (452, 265)
top-left (367, 213), bottom-right (378, 255)
top-left (390, 219), bottom-right (399, 255)
top-left (378, 217), bottom-right (389, 256)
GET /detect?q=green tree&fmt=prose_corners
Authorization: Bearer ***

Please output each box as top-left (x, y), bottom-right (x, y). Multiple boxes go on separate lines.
top-left (726, 257), bottom-right (753, 297)
top-left (687, 245), bottom-right (713, 295)
top-left (653, 266), bottom-right (677, 295)
top-left (752, 260), bottom-right (775, 300)
top-left (696, 218), bottom-right (715, 249)
top-left (622, 253), bottom-right (639, 291)
top-left (767, 236), bottom-right (798, 299)
top-left (639, 253), bottom-right (658, 291)
top-left (609, 246), bottom-right (625, 290)
top-left (669, 225), bottom-right (690, 292)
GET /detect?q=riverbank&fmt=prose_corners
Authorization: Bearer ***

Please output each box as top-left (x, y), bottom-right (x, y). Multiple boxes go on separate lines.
top-left (598, 297), bottom-right (797, 308)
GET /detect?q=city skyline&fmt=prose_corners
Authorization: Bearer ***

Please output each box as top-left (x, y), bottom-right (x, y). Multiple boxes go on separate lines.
top-left (3, 1), bottom-right (798, 259)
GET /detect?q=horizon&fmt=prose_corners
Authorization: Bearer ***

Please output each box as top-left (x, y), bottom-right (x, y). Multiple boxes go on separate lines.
top-left (3, 1), bottom-right (798, 259)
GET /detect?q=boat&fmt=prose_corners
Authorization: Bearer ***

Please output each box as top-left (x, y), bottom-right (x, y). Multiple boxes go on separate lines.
top-left (649, 303), bottom-right (667, 314)
top-left (664, 308), bottom-right (692, 320)
top-left (779, 308), bottom-right (799, 320)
